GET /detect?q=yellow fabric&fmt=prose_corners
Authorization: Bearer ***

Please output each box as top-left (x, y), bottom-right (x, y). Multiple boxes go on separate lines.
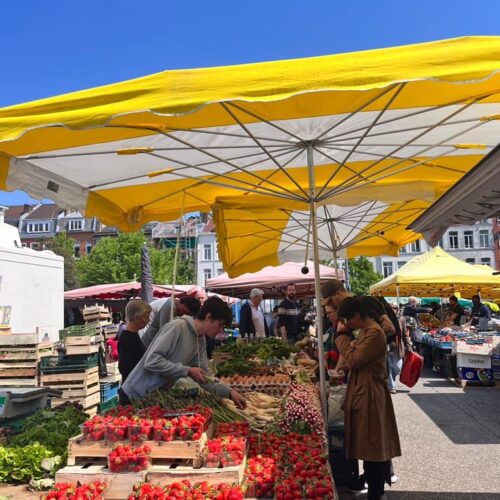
top-left (370, 247), bottom-right (500, 298)
top-left (0, 36), bottom-right (499, 276)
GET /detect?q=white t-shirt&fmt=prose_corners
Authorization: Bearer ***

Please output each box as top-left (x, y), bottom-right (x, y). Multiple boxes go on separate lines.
top-left (251, 304), bottom-right (266, 336)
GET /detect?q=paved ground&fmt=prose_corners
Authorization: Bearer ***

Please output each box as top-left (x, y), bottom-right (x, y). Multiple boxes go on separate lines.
top-left (338, 368), bottom-right (500, 500)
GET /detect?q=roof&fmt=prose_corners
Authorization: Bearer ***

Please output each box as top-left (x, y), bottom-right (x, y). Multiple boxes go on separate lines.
top-left (25, 203), bottom-right (63, 220)
top-left (5, 204), bottom-right (34, 220)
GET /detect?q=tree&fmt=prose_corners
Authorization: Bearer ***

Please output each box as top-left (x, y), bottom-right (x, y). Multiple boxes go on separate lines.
top-left (77, 231), bottom-right (195, 287)
top-left (47, 232), bottom-right (80, 291)
top-left (348, 256), bottom-right (382, 296)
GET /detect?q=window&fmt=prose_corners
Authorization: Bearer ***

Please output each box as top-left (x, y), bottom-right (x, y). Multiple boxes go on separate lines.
top-left (464, 231), bottom-right (474, 249)
top-left (383, 262), bottom-right (393, 278)
top-left (399, 246), bottom-right (407, 254)
top-left (27, 222), bottom-right (49, 233)
top-left (448, 231), bottom-right (459, 249)
top-left (481, 257), bottom-right (491, 266)
top-left (397, 261), bottom-right (406, 269)
top-left (68, 219), bottom-right (83, 231)
top-left (479, 230), bottom-right (489, 248)
top-left (86, 243), bottom-right (92, 255)
top-left (203, 244), bottom-right (212, 261)
top-left (74, 244), bottom-right (80, 258)
top-left (30, 242), bottom-right (39, 250)
top-left (410, 240), bottom-right (421, 252)
top-left (217, 268), bottom-right (224, 276)
top-left (465, 258), bottom-right (475, 264)
top-left (203, 269), bottom-right (212, 284)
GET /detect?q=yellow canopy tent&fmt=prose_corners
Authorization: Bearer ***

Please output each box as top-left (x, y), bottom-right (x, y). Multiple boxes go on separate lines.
top-left (1, 36), bottom-right (500, 413)
top-left (370, 246), bottom-right (500, 298)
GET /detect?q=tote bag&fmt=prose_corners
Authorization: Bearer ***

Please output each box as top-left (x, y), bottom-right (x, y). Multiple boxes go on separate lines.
top-left (400, 350), bottom-right (424, 388)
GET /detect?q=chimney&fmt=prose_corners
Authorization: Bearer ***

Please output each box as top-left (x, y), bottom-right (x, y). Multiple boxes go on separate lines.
top-left (23, 203), bottom-right (31, 214)
top-left (0, 206), bottom-right (7, 223)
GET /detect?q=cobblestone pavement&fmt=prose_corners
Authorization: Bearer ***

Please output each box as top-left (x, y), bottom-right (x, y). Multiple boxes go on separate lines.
top-left (338, 368), bottom-right (500, 500)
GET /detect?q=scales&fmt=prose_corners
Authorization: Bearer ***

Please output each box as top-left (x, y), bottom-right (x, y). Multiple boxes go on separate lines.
top-left (0, 387), bottom-right (61, 420)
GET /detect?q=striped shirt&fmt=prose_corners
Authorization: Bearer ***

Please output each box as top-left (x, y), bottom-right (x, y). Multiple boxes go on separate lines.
top-left (277, 298), bottom-right (300, 338)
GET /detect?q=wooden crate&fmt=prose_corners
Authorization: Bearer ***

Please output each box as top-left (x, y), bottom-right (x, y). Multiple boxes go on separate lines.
top-left (41, 367), bottom-right (99, 388)
top-left (0, 335), bottom-right (54, 387)
top-left (67, 431), bottom-right (209, 467)
top-left (56, 463), bottom-right (146, 499)
top-left (56, 460), bottom-right (245, 499)
top-left (66, 344), bottom-right (100, 356)
top-left (66, 335), bottom-right (103, 346)
top-left (52, 390), bottom-right (101, 410)
top-left (59, 381), bottom-right (100, 399)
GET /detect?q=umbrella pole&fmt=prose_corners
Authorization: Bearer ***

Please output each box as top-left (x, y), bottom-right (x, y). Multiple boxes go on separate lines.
top-left (396, 284), bottom-right (400, 309)
top-left (171, 195), bottom-right (186, 317)
top-left (306, 143), bottom-right (328, 419)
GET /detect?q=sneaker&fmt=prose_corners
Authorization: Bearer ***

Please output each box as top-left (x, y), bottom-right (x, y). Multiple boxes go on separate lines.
top-left (346, 476), bottom-right (368, 494)
top-left (390, 389), bottom-right (397, 394)
top-left (390, 474), bottom-right (398, 484)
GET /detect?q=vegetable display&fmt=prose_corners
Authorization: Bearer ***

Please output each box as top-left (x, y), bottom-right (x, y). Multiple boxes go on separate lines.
top-left (128, 481), bottom-right (244, 500)
top-left (223, 392), bottom-right (282, 430)
top-left (42, 481), bottom-right (107, 499)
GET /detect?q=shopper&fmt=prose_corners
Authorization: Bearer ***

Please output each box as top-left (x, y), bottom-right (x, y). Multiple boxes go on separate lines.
top-left (335, 297), bottom-right (401, 500)
top-left (471, 294), bottom-right (491, 328)
top-left (448, 296), bottom-right (465, 326)
top-left (120, 297), bottom-right (247, 409)
top-left (277, 284), bottom-right (300, 344)
top-left (140, 296), bottom-right (201, 348)
top-left (239, 288), bottom-right (269, 338)
top-left (118, 300), bottom-right (152, 383)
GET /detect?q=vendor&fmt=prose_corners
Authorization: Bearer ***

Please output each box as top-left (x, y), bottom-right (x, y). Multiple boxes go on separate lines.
top-left (471, 294), bottom-right (491, 327)
top-left (120, 296), bottom-right (247, 410)
top-left (447, 296), bottom-right (464, 326)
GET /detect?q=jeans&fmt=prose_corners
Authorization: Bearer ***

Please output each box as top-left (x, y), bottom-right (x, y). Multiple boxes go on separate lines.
top-left (387, 350), bottom-right (402, 390)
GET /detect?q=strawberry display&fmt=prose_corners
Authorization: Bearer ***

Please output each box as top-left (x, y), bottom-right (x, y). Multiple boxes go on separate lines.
top-left (42, 481), bottom-right (107, 499)
top-left (108, 444), bottom-right (151, 472)
top-left (82, 415), bottom-right (108, 441)
top-left (128, 417), bottom-right (153, 442)
top-left (215, 422), bottom-right (250, 438)
top-left (152, 418), bottom-right (175, 442)
top-left (105, 416), bottom-right (130, 442)
top-left (172, 414), bottom-right (206, 441)
top-left (206, 436), bottom-right (246, 468)
top-left (128, 481), bottom-right (244, 500)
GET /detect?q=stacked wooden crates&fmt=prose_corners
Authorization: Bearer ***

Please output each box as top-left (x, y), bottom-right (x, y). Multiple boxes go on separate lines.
top-left (83, 305), bottom-right (112, 335)
top-left (0, 334), bottom-right (53, 387)
top-left (41, 325), bottom-right (101, 415)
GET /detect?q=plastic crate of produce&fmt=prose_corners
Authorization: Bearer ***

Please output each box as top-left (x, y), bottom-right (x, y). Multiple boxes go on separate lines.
top-left (40, 353), bottom-right (99, 373)
top-left (98, 397), bottom-right (118, 414)
top-left (100, 381), bottom-right (120, 403)
top-left (59, 324), bottom-right (97, 339)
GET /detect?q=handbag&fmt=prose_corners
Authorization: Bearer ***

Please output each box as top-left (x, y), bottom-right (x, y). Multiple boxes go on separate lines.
top-left (400, 350), bottom-right (424, 388)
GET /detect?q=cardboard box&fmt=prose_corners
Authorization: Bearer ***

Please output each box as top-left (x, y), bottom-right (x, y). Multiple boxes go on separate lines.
top-left (457, 367), bottom-right (493, 382)
top-left (456, 352), bottom-right (491, 369)
top-left (494, 371), bottom-right (500, 381)
top-left (453, 340), bottom-right (492, 356)
top-left (491, 353), bottom-right (500, 372)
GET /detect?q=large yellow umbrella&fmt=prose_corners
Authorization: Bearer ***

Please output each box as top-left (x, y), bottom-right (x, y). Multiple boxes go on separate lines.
top-left (1, 36), bottom-right (500, 413)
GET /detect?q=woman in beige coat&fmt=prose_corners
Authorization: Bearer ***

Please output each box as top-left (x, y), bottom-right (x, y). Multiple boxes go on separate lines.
top-left (335, 296), bottom-right (401, 500)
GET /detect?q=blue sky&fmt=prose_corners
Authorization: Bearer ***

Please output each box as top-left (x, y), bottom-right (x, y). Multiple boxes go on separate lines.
top-left (1, 0), bottom-right (499, 206)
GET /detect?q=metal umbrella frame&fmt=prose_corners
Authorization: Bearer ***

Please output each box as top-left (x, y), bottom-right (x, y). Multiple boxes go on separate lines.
top-left (1, 37), bottom-right (500, 415)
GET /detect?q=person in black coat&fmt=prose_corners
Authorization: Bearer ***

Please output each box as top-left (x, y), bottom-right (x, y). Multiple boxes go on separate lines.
top-left (239, 288), bottom-right (270, 339)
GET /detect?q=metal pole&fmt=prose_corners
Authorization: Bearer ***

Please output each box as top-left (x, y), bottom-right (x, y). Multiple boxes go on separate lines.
top-left (396, 284), bottom-right (400, 308)
top-left (171, 196), bottom-right (186, 317)
top-left (306, 143), bottom-right (328, 419)
top-left (344, 257), bottom-right (351, 291)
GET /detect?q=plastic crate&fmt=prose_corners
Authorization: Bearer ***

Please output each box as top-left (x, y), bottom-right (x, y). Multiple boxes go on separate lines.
top-left (98, 396), bottom-right (118, 414)
top-left (59, 324), bottom-right (97, 339)
top-left (40, 353), bottom-right (99, 373)
top-left (100, 381), bottom-right (120, 403)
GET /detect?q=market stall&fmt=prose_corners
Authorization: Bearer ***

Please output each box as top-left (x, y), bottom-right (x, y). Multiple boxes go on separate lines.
top-left (207, 261), bottom-right (344, 299)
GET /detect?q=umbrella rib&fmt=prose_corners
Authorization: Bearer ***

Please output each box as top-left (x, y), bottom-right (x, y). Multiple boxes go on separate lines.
top-left (315, 143), bottom-right (467, 174)
top-left (320, 89), bottom-right (499, 143)
top-left (316, 83), bottom-right (406, 199)
top-left (337, 200), bottom-right (379, 248)
top-left (224, 101), bottom-right (304, 142)
top-left (219, 102), bottom-right (309, 199)
top-left (315, 84), bottom-right (402, 141)
top-left (318, 95), bottom-right (487, 202)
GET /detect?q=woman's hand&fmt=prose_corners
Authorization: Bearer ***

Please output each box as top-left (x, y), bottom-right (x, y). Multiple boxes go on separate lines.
top-left (336, 321), bottom-right (350, 334)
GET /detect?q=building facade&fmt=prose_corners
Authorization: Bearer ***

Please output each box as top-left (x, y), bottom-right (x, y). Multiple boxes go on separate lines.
top-left (372, 220), bottom-right (496, 278)
top-left (196, 220), bottom-right (224, 287)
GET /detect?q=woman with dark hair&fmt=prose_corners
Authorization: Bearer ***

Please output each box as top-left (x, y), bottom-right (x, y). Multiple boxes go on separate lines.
top-left (336, 297), bottom-right (401, 500)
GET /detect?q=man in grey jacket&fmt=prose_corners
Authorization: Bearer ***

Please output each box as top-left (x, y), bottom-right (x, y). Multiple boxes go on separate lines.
top-left (140, 296), bottom-right (201, 348)
top-left (121, 296), bottom-right (246, 409)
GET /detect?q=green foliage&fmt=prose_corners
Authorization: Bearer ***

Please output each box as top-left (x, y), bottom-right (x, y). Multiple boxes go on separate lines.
top-left (77, 231), bottom-right (195, 287)
top-left (46, 232), bottom-right (79, 290)
top-left (348, 256), bottom-right (382, 295)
